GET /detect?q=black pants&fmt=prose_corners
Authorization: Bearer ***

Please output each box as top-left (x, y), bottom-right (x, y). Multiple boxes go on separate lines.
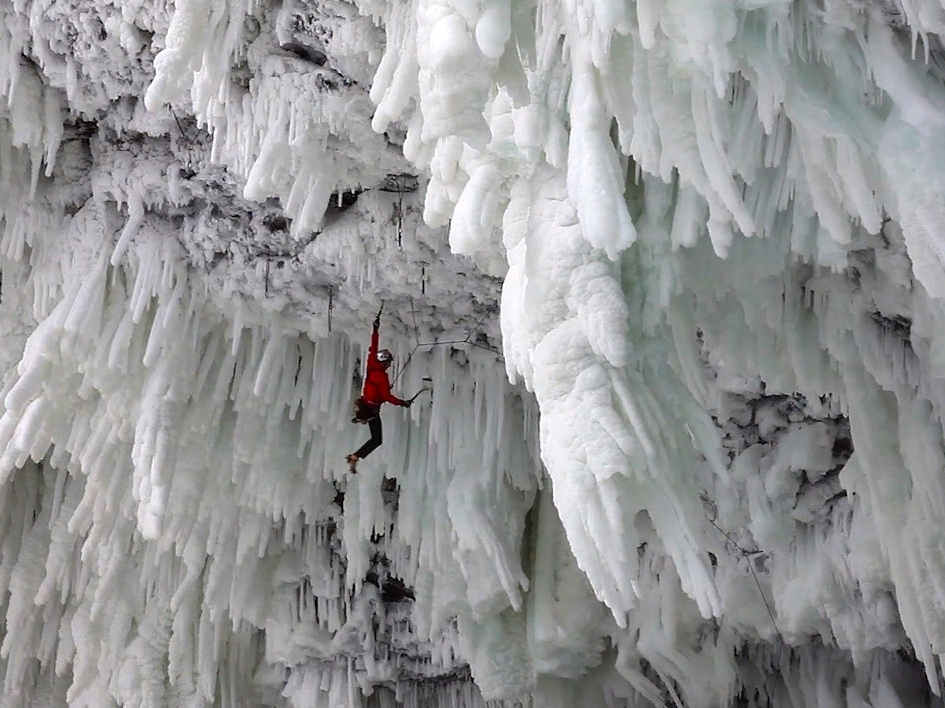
top-left (354, 409), bottom-right (382, 459)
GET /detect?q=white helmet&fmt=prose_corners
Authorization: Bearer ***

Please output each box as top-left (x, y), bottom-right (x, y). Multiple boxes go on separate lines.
top-left (377, 349), bottom-right (393, 363)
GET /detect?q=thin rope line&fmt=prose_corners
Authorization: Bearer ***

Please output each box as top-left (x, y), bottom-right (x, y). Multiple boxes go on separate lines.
top-left (389, 307), bottom-right (501, 385)
top-left (707, 516), bottom-right (785, 652)
top-left (409, 296), bottom-right (421, 346)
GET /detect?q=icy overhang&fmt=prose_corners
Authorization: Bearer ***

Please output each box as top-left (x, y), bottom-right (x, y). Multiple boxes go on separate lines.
top-left (4, 0), bottom-right (945, 706)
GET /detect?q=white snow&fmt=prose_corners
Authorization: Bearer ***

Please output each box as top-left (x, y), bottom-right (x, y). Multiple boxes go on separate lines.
top-left (3, 0), bottom-right (945, 705)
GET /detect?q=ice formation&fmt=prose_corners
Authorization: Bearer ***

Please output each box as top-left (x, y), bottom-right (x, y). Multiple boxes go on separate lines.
top-left (3, 0), bottom-right (945, 705)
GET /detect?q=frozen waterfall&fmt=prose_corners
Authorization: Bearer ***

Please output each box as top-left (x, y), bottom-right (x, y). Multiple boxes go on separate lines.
top-left (2, 0), bottom-right (945, 705)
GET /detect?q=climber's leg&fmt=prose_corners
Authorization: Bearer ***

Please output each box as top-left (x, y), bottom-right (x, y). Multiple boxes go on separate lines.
top-left (356, 414), bottom-right (383, 459)
top-left (348, 411), bottom-right (382, 472)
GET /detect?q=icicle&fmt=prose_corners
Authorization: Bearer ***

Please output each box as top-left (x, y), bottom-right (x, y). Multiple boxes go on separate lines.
top-left (567, 46), bottom-right (637, 259)
top-left (144, 0), bottom-right (213, 112)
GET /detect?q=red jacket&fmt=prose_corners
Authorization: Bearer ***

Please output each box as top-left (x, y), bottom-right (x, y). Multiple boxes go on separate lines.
top-left (361, 324), bottom-right (407, 407)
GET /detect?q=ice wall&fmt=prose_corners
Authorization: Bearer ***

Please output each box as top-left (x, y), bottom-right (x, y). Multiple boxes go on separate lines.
top-left (363, 0), bottom-right (945, 702)
top-left (4, 0), bottom-right (945, 705)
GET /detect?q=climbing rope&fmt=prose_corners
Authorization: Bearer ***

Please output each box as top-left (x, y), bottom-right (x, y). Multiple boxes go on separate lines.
top-left (396, 188), bottom-right (404, 249)
top-left (389, 297), bottom-right (501, 386)
top-left (706, 513), bottom-right (785, 664)
top-left (328, 287), bottom-right (334, 333)
top-left (169, 107), bottom-right (192, 141)
top-left (409, 296), bottom-right (421, 347)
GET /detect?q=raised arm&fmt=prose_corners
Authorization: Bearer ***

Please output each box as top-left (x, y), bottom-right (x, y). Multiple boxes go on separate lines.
top-left (367, 316), bottom-right (380, 366)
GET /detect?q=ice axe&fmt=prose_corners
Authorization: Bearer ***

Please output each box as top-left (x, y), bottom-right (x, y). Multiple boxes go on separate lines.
top-left (408, 377), bottom-right (433, 405)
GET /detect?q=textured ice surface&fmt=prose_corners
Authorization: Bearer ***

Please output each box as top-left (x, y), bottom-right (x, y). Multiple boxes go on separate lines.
top-left (3, 0), bottom-right (945, 705)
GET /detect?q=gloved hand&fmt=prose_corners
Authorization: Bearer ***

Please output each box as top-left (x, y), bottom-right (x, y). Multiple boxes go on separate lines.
top-left (404, 399), bottom-right (413, 408)
top-left (373, 315), bottom-right (381, 329)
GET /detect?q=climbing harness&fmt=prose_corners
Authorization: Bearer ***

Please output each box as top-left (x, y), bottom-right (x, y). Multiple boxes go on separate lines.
top-left (351, 399), bottom-right (379, 425)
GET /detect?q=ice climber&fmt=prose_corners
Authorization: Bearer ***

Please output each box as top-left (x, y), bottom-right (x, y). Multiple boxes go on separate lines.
top-left (347, 312), bottom-right (411, 473)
